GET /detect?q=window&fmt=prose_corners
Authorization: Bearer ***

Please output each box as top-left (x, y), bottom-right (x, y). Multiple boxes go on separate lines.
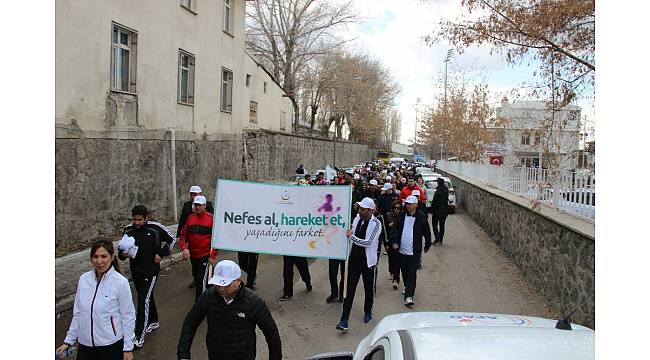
top-left (249, 101), bottom-right (257, 123)
top-left (246, 74), bottom-right (251, 87)
top-left (520, 131), bottom-right (530, 145)
top-left (181, 0), bottom-right (196, 12)
top-left (363, 347), bottom-right (385, 360)
top-left (263, 82), bottom-right (267, 93)
top-left (221, 67), bottom-right (233, 112)
top-left (223, 0), bottom-right (233, 34)
top-left (111, 23), bottom-right (137, 92)
top-left (534, 132), bottom-right (541, 146)
top-left (178, 50), bottom-right (195, 104)
top-left (280, 111), bottom-right (287, 130)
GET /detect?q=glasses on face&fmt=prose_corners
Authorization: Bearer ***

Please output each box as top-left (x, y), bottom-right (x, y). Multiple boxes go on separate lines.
top-left (393, 206), bottom-right (401, 210)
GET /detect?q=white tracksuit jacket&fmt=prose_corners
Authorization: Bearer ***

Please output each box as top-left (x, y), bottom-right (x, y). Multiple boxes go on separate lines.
top-left (64, 267), bottom-right (136, 351)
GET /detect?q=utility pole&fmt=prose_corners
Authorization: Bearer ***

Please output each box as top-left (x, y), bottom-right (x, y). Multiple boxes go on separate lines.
top-left (443, 49), bottom-right (453, 162)
top-left (414, 98), bottom-right (421, 158)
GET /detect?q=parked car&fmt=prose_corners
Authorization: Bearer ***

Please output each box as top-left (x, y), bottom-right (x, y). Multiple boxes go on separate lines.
top-left (424, 176), bottom-right (456, 212)
top-left (307, 311), bottom-right (595, 360)
top-left (415, 167), bottom-right (439, 176)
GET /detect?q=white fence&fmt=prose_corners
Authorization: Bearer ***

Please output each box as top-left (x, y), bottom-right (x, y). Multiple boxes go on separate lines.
top-left (438, 160), bottom-right (595, 220)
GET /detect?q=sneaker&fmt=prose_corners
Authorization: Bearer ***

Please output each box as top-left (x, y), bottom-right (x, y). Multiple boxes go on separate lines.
top-left (417, 263), bottom-right (422, 270)
top-left (392, 280), bottom-right (398, 290)
top-left (338, 296), bottom-right (344, 303)
top-left (246, 281), bottom-right (256, 290)
top-left (363, 313), bottom-right (373, 324)
top-left (401, 288), bottom-right (405, 295)
top-left (145, 322), bottom-right (159, 333)
top-left (133, 336), bottom-right (144, 348)
top-left (326, 294), bottom-right (338, 303)
top-left (336, 320), bottom-right (349, 332)
top-left (405, 297), bottom-right (414, 306)
top-left (280, 294), bottom-right (292, 301)
top-left (306, 283), bottom-right (313, 292)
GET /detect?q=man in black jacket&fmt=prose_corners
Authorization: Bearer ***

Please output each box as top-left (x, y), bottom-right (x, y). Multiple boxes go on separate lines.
top-left (119, 205), bottom-right (174, 348)
top-left (177, 185), bottom-right (214, 288)
top-left (389, 195), bottom-right (432, 307)
top-left (177, 260), bottom-right (282, 360)
top-left (431, 177), bottom-right (450, 246)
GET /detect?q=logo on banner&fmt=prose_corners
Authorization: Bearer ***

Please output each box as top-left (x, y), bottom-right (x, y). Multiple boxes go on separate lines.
top-left (277, 189), bottom-right (293, 205)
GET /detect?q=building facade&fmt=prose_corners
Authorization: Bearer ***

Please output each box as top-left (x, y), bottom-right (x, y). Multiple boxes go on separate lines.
top-left (56, 0), bottom-right (293, 135)
top-left (485, 101), bottom-right (581, 170)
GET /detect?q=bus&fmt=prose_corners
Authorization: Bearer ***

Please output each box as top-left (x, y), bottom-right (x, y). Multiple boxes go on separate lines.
top-left (376, 150), bottom-right (391, 164)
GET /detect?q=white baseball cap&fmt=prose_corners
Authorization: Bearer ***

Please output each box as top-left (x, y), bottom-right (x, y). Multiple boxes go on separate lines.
top-left (208, 260), bottom-right (242, 286)
top-left (193, 195), bottom-right (207, 205)
top-left (382, 183), bottom-right (393, 191)
top-left (369, 179), bottom-right (378, 186)
top-left (353, 173), bottom-right (360, 179)
top-left (385, 175), bottom-right (392, 181)
top-left (189, 185), bottom-right (202, 193)
top-left (405, 195), bottom-right (418, 204)
top-left (411, 190), bottom-right (420, 196)
top-left (356, 197), bottom-right (376, 209)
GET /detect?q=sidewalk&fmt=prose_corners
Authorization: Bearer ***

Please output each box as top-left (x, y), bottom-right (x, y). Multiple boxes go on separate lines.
top-left (55, 224), bottom-right (182, 313)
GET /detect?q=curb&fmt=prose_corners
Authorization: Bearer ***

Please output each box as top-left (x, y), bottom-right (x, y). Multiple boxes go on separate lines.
top-left (55, 250), bottom-right (185, 313)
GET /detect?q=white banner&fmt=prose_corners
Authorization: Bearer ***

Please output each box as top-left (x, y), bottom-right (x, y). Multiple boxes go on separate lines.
top-left (212, 180), bottom-right (352, 260)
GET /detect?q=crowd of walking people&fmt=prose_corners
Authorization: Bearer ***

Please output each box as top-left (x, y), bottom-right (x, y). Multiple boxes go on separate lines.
top-left (56, 160), bottom-right (454, 359)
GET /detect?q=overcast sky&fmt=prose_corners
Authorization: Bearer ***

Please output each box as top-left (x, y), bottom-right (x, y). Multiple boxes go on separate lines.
top-left (333, 0), bottom-right (595, 144)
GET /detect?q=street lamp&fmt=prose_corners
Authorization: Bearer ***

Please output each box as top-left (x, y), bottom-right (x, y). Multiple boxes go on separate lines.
top-left (444, 49), bottom-right (453, 112)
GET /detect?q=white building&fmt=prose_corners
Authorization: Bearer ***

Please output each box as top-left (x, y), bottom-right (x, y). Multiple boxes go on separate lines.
top-left (55, 0), bottom-right (293, 135)
top-left (486, 100), bottom-right (581, 170)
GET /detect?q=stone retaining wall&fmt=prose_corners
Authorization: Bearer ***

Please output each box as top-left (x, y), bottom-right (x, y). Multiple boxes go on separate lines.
top-left (55, 129), bottom-right (373, 256)
top-left (439, 170), bottom-right (595, 328)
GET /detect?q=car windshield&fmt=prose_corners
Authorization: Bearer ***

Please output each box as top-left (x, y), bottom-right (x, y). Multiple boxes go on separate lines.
top-left (425, 180), bottom-right (451, 189)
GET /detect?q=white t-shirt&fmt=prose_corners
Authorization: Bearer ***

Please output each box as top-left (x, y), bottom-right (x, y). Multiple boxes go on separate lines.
top-left (399, 215), bottom-right (416, 255)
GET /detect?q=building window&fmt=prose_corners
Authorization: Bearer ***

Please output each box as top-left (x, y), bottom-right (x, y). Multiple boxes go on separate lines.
top-left (221, 67), bottom-right (233, 112)
top-left (181, 0), bottom-right (196, 12)
top-left (223, 0), bottom-right (233, 34)
top-left (263, 82), bottom-right (267, 93)
top-left (280, 111), bottom-right (287, 130)
top-left (534, 132), bottom-right (541, 146)
top-left (178, 50), bottom-right (195, 104)
top-left (520, 132), bottom-right (530, 145)
top-left (111, 23), bottom-right (137, 93)
top-left (246, 74), bottom-right (251, 87)
top-left (249, 101), bottom-right (258, 123)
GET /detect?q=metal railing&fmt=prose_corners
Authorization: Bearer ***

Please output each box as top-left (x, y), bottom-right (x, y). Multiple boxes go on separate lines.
top-left (438, 160), bottom-right (595, 220)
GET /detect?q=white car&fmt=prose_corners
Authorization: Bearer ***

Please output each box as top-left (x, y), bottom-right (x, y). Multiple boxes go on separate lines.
top-left (308, 312), bottom-right (594, 360)
top-left (424, 177), bottom-right (456, 211)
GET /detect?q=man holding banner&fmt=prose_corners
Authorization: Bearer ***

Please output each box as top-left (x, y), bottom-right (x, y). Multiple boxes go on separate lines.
top-left (336, 197), bottom-right (382, 332)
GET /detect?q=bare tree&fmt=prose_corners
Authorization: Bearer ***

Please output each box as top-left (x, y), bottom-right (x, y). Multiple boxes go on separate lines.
top-left (246, 0), bottom-right (358, 131)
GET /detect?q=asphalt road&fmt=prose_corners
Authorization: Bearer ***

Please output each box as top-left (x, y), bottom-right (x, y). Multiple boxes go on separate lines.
top-left (55, 211), bottom-right (555, 359)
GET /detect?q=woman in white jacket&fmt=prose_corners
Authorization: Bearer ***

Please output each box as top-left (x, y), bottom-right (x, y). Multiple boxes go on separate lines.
top-left (56, 240), bottom-right (136, 360)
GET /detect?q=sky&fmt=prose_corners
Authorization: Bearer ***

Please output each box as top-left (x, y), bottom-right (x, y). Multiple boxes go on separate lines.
top-left (332, 0), bottom-right (595, 145)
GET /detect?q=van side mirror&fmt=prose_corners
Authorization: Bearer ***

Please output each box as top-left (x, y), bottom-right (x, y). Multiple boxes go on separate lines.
top-left (306, 351), bottom-right (354, 360)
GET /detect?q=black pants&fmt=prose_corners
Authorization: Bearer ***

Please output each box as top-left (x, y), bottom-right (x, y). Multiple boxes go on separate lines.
top-left (387, 247), bottom-right (400, 283)
top-left (432, 214), bottom-right (448, 243)
top-left (133, 272), bottom-right (158, 342)
top-left (399, 253), bottom-right (418, 298)
top-left (341, 253), bottom-right (375, 321)
top-left (77, 339), bottom-right (124, 360)
top-left (282, 256), bottom-right (311, 296)
top-left (238, 252), bottom-right (259, 286)
top-left (328, 259), bottom-right (345, 298)
top-left (191, 256), bottom-right (210, 301)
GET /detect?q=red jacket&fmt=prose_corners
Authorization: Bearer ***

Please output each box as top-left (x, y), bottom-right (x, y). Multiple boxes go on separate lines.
top-left (179, 212), bottom-right (218, 260)
top-left (399, 184), bottom-right (426, 203)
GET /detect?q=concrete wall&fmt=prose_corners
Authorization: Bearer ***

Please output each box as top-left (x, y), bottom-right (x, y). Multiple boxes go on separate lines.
top-left (55, 129), bottom-right (373, 256)
top-left (439, 169), bottom-right (595, 328)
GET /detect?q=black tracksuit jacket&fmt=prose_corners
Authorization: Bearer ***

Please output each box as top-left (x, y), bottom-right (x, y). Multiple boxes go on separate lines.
top-left (119, 221), bottom-right (173, 276)
top-left (177, 286), bottom-right (282, 360)
top-left (389, 210), bottom-right (432, 255)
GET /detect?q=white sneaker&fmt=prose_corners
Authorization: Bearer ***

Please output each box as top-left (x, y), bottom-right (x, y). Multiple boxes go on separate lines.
top-left (145, 322), bottom-right (159, 333)
top-left (404, 297), bottom-right (414, 306)
top-left (401, 288), bottom-right (405, 295)
top-left (133, 336), bottom-right (144, 348)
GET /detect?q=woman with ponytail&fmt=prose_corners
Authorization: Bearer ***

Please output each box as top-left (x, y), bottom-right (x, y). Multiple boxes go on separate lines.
top-left (56, 240), bottom-right (136, 360)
